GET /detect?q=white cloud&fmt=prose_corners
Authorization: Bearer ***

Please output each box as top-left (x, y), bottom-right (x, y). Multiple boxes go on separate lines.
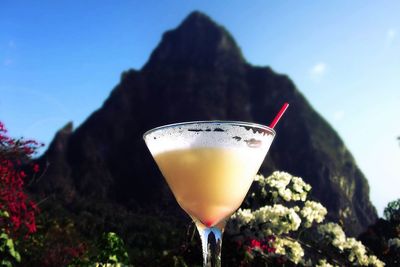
top-left (310, 62), bottom-right (327, 81)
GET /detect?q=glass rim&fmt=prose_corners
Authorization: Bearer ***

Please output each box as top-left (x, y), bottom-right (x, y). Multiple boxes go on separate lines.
top-left (143, 120), bottom-right (276, 140)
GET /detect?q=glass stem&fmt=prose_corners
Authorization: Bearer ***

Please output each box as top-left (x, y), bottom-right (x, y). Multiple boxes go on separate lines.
top-left (196, 223), bottom-right (223, 267)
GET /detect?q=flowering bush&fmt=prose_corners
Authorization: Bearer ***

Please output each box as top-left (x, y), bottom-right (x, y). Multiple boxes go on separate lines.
top-left (318, 222), bottom-right (384, 266)
top-left (0, 121), bottom-right (42, 236)
top-left (226, 171), bottom-right (384, 266)
top-left (0, 121), bottom-right (42, 265)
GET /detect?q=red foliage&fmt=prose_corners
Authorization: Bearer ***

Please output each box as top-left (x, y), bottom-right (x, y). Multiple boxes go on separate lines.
top-left (0, 121), bottom-right (41, 237)
top-left (42, 242), bottom-right (86, 267)
top-left (247, 236), bottom-right (276, 254)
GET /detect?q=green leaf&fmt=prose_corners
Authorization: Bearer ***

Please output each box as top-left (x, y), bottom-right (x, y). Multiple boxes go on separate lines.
top-left (6, 239), bottom-right (14, 249)
top-left (10, 249), bottom-right (21, 262)
top-left (0, 260), bottom-right (13, 267)
top-left (0, 210), bottom-right (9, 218)
top-left (0, 232), bottom-right (9, 240)
top-left (109, 255), bottom-right (118, 262)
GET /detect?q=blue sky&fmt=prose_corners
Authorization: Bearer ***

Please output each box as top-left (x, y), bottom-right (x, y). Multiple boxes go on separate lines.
top-left (1, 1), bottom-right (399, 215)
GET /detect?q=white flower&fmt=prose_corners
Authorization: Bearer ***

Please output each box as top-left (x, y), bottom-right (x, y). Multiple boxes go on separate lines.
top-left (228, 204), bottom-right (301, 237)
top-left (280, 188), bottom-right (292, 201)
top-left (273, 237), bottom-right (304, 264)
top-left (366, 255), bottom-right (385, 267)
top-left (232, 208), bottom-right (254, 223)
top-left (229, 209), bottom-right (255, 236)
top-left (252, 204), bottom-right (301, 235)
top-left (291, 176), bottom-right (311, 201)
top-left (266, 171), bottom-right (291, 189)
top-left (344, 237), bottom-right (368, 265)
top-left (318, 223), bottom-right (347, 250)
top-left (300, 201), bottom-right (327, 228)
top-left (263, 171), bottom-right (311, 202)
top-left (254, 174), bottom-right (263, 182)
top-left (316, 259), bottom-right (337, 267)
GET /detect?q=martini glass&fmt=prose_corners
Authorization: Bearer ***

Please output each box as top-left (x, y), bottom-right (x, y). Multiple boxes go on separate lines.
top-left (143, 121), bottom-right (275, 267)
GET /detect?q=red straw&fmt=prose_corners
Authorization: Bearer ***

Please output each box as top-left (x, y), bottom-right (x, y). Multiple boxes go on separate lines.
top-left (269, 103), bottom-right (289, 129)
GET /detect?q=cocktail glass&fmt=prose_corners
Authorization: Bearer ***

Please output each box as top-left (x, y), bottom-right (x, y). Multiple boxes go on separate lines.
top-left (143, 121), bottom-right (275, 267)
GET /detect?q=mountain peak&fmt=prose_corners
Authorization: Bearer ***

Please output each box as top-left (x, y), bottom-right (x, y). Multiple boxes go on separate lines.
top-left (144, 11), bottom-right (244, 70)
top-left (182, 10), bottom-right (214, 25)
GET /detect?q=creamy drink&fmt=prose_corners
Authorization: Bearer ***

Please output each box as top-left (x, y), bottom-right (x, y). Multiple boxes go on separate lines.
top-left (154, 147), bottom-right (265, 227)
top-left (144, 121), bottom-right (275, 267)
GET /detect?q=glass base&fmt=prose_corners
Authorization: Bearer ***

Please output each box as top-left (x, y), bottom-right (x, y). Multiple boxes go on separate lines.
top-left (195, 220), bottom-right (225, 267)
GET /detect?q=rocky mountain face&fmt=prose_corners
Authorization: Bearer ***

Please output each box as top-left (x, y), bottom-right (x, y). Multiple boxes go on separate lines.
top-left (35, 11), bottom-right (376, 235)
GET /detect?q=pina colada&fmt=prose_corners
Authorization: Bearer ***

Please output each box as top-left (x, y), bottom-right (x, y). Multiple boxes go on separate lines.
top-left (144, 121), bottom-right (276, 267)
top-left (154, 147), bottom-right (265, 227)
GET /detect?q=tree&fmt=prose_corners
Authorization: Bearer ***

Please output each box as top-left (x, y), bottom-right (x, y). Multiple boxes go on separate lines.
top-left (384, 199), bottom-right (400, 224)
